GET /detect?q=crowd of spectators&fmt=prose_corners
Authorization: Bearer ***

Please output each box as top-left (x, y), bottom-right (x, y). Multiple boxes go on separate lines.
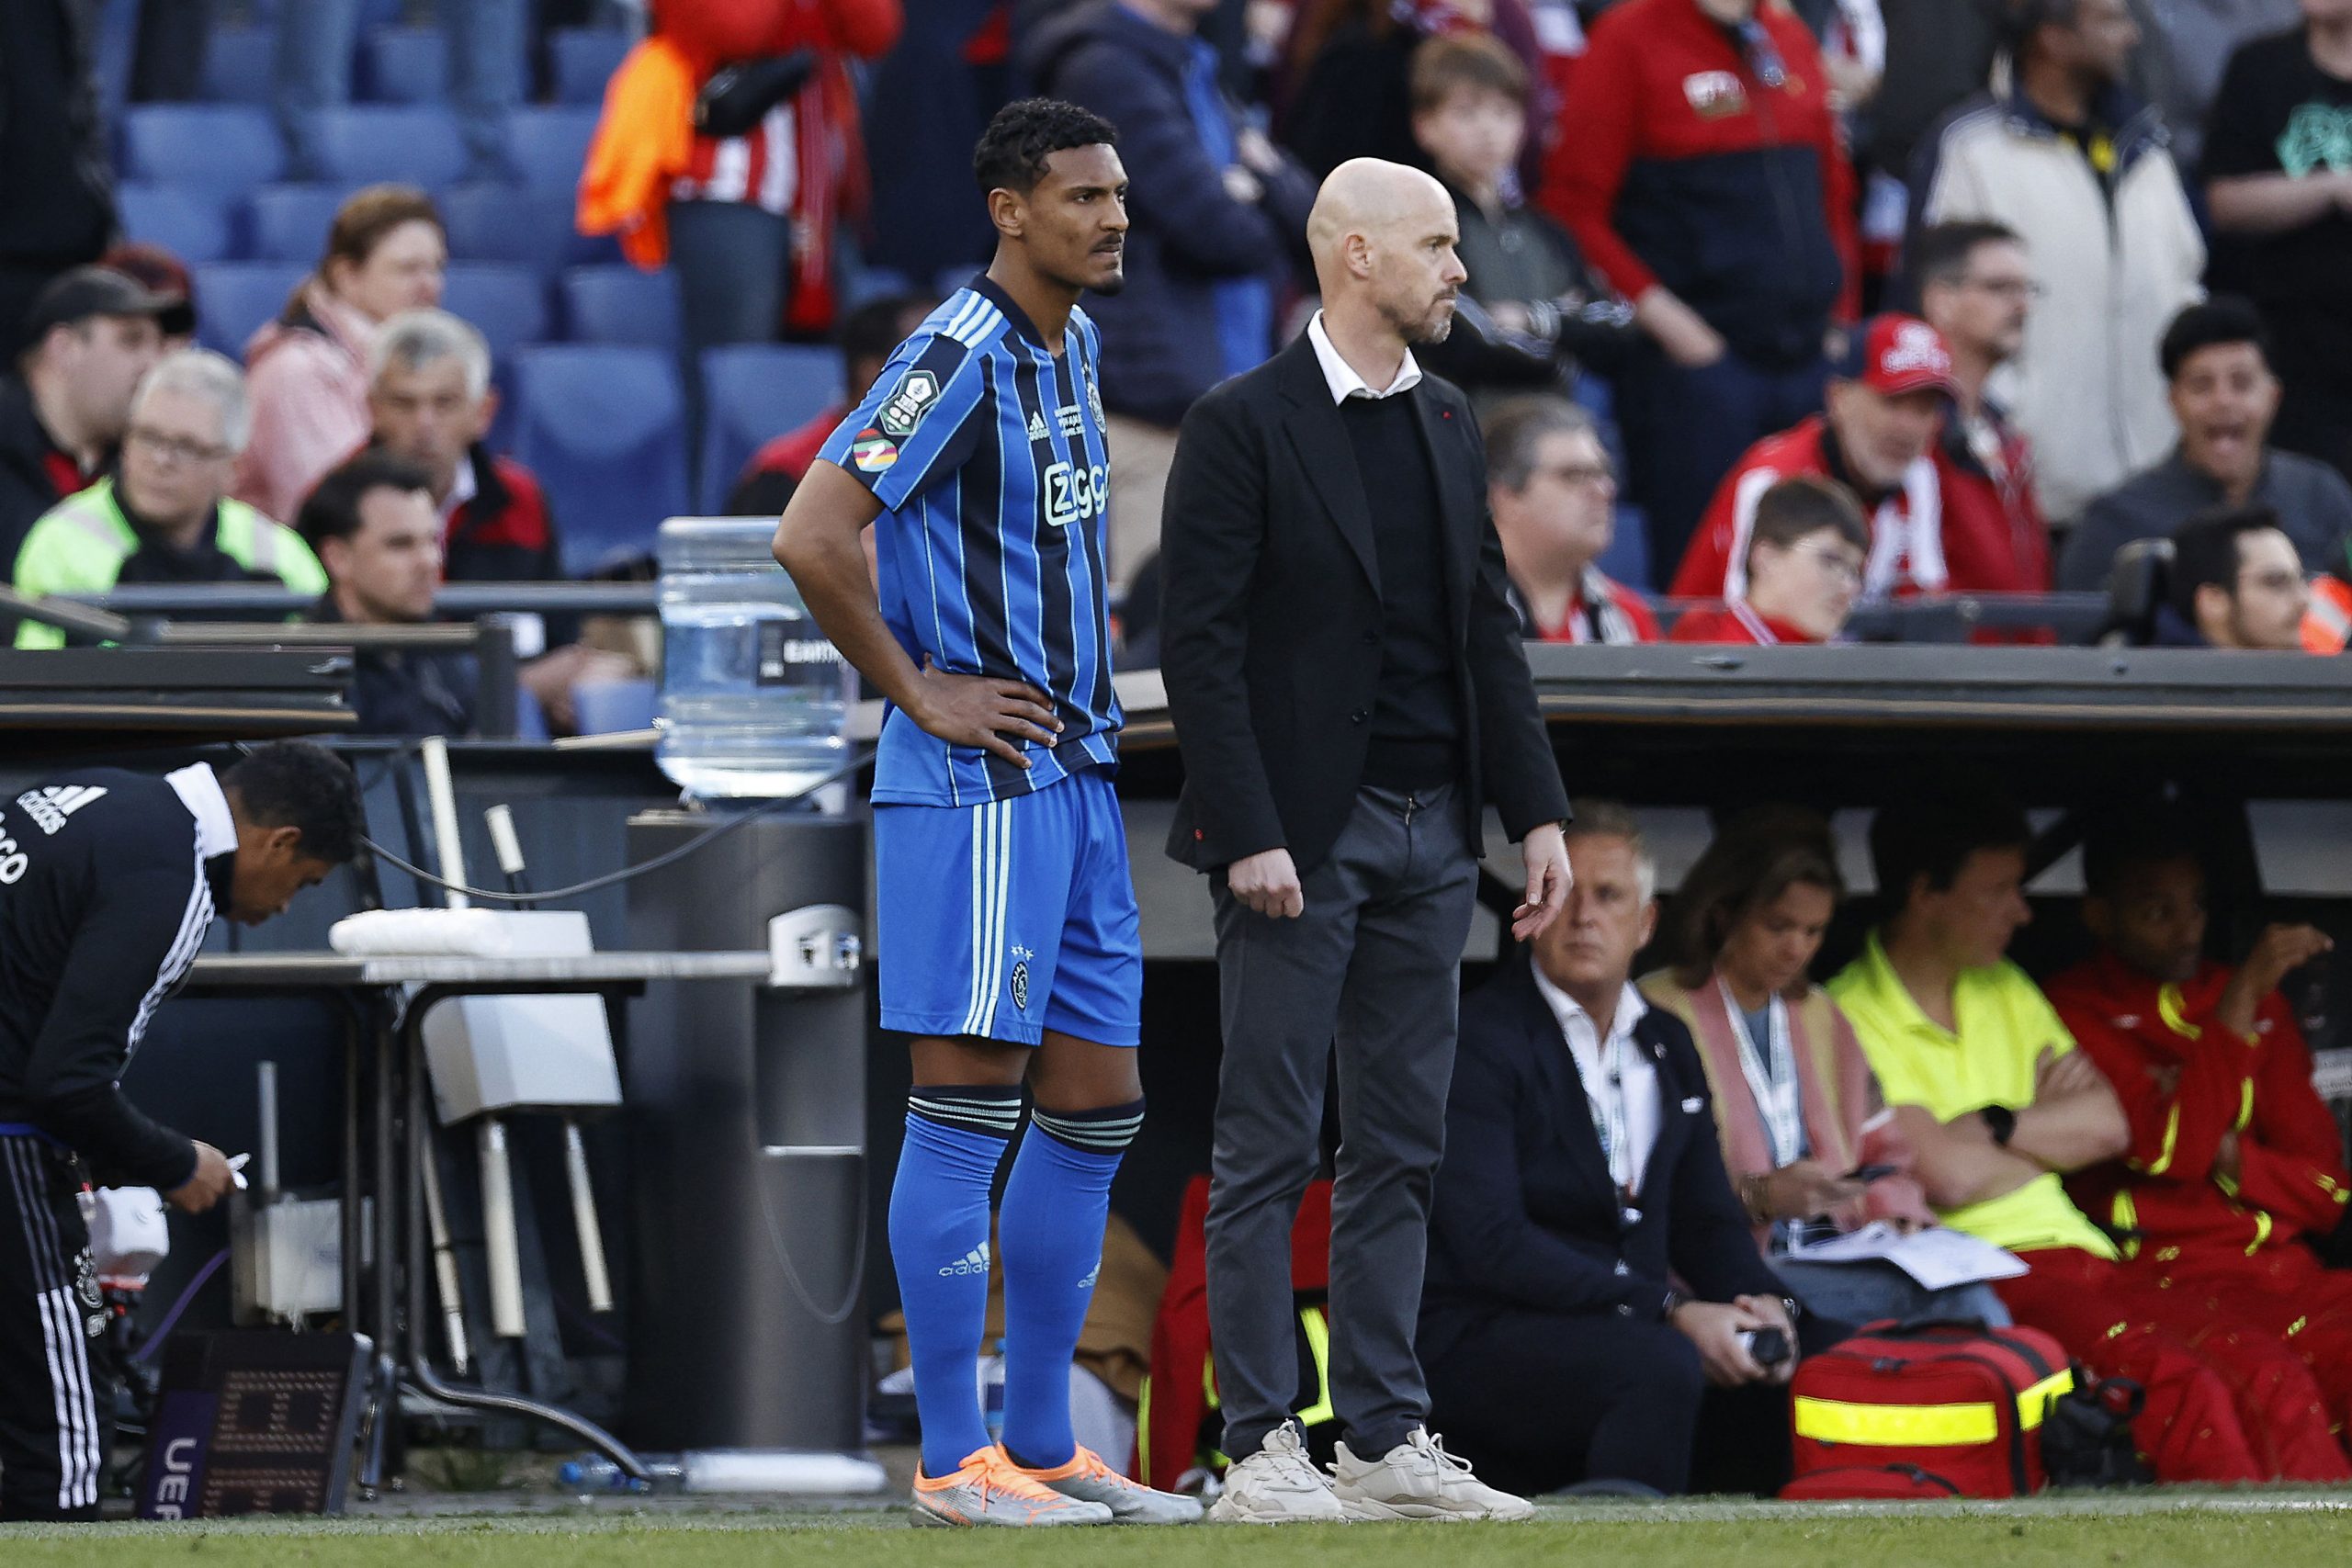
top-left (9, 0), bottom-right (2352, 741)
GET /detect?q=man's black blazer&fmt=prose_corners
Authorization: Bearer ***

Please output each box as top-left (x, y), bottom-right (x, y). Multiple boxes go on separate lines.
top-left (1419, 958), bottom-right (1782, 1367)
top-left (1157, 333), bottom-right (1569, 874)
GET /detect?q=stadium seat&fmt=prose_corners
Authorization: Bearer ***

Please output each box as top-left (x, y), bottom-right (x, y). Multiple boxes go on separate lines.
top-left (1598, 504), bottom-right (1650, 592)
top-left (508, 107), bottom-right (603, 194)
top-left (200, 25), bottom-right (277, 104)
top-left (570, 678), bottom-right (657, 736)
top-left (549, 28), bottom-right (631, 106)
top-left (440, 184), bottom-right (621, 274)
top-left (314, 105), bottom-right (469, 187)
top-left (115, 185), bottom-right (240, 265)
top-left (191, 263), bottom-right (307, 356)
top-left (361, 26), bottom-right (447, 103)
top-left (508, 345), bottom-right (690, 573)
top-left (247, 184), bottom-right (360, 265)
top-left (440, 264), bottom-right (549, 367)
top-left (121, 105), bottom-right (286, 194)
top-left (696, 345), bottom-right (845, 513)
top-left (559, 265), bottom-right (681, 351)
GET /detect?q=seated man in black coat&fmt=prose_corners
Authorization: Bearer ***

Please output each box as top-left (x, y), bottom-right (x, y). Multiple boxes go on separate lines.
top-left (1421, 800), bottom-right (1844, 1497)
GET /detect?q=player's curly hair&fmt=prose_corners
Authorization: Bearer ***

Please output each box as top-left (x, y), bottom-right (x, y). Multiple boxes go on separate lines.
top-left (973, 98), bottom-right (1117, 196)
top-left (224, 742), bottom-right (367, 864)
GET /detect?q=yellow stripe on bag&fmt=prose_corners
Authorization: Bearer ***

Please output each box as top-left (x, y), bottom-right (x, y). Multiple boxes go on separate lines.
top-left (2016, 1371), bottom-right (2075, 1430)
top-left (1793, 1396), bottom-right (1998, 1447)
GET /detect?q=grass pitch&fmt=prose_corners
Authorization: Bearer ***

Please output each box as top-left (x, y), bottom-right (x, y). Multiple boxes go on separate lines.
top-left (5, 1494), bottom-right (2352, 1568)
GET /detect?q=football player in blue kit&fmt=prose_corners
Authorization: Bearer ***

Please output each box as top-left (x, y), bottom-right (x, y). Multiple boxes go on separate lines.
top-left (772, 98), bottom-right (1193, 1528)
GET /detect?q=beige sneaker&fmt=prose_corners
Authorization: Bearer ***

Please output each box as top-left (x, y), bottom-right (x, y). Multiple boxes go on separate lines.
top-left (1206, 1421), bottom-right (1345, 1524)
top-left (1004, 1444), bottom-right (1204, 1525)
top-left (1329, 1427), bottom-right (1535, 1522)
top-left (910, 1446), bottom-right (1114, 1527)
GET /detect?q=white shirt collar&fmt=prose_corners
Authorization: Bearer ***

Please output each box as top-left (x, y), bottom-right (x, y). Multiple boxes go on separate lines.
top-left (166, 762), bottom-right (239, 860)
top-left (441, 450), bottom-right (479, 524)
top-left (1532, 967), bottom-right (1649, 1054)
top-left (1306, 310), bottom-right (1423, 404)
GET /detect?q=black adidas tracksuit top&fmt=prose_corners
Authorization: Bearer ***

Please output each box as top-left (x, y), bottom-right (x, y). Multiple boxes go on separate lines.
top-left (0, 764), bottom-right (237, 1190)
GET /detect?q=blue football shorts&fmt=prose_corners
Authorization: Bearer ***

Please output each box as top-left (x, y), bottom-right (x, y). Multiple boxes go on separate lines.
top-left (873, 766), bottom-right (1141, 1048)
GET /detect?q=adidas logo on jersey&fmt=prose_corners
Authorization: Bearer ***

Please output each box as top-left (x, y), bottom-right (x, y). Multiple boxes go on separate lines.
top-left (939, 1244), bottom-right (991, 1278)
top-left (1025, 410), bottom-right (1049, 444)
top-left (16, 785), bottom-right (106, 837)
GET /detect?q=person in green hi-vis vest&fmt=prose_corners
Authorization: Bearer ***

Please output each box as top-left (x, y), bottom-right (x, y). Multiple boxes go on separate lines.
top-left (13, 349), bottom-right (323, 649)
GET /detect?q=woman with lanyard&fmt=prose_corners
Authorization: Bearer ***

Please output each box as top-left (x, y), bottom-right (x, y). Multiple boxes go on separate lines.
top-left (1641, 805), bottom-right (2010, 1326)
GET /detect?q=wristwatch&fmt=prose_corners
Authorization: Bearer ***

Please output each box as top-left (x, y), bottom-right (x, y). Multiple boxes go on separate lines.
top-left (1659, 1287), bottom-right (1690, 1323)
top-left (1980, 1104), bottom-right (2018, 1148)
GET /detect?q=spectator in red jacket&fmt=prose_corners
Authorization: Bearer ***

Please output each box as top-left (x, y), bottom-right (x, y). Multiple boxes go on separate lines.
top-left (366, 309), bottom-right (635, 733)
top-left (1543, 0), bottom-right (1858, 581)
top-left (727, 291), bottom-right (935, 517)
top-left (1670, 475), bottom-right (1866, 645)
top-left (1486, 397), bottom-right (1657, 643)
top-left (2046, 809), bottom-right (2352, 1452)
top-left (1914, 220), bottom-right (2052, 594)
top-left (1672, 315), bottom-right (1951, 604)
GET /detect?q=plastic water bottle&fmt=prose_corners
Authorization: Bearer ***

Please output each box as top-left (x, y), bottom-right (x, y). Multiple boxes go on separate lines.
top-left (655, 517), bottom-right (855, 802)
top-left (560, 1453), bottom-right (685, 1494)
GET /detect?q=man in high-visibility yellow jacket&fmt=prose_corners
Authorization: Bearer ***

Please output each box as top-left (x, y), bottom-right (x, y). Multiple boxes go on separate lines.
top-left (13, 348), bottom-right (322, 648)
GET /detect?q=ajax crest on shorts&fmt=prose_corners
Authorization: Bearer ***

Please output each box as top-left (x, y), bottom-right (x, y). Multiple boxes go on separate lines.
top-left (1010, 945), bottom-right (1035, 1012)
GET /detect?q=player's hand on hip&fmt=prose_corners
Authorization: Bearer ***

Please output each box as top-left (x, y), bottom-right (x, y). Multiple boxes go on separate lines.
top-left (1514, 823), bottom-right (1571, 942)
top-left (167, 1142), bottom-right (236, 1214)
top-left (909, 660), bottom-right (1061, 767)
top-left (1227, 848), bottom-right (1304, 919)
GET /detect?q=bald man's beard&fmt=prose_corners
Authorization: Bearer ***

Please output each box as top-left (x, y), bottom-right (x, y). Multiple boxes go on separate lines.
top-left (1379, 289), bottom-right (1458, 345)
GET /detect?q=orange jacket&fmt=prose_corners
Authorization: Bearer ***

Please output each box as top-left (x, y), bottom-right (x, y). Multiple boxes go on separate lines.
top-left (577, 0), bottom-right (901, 269)
top-left (2048, 952), bottom-right (2350, 1258)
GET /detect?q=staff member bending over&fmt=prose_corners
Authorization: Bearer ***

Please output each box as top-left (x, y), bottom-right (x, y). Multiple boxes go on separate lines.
top-left (0, 741), bottom-right (362, 1520)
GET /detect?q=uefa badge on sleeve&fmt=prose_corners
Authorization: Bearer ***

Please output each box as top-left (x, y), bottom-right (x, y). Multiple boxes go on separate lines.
top-left (851, 429), bottom-right (898, 473)
top-left (877, 369), bottom-right (940, 438)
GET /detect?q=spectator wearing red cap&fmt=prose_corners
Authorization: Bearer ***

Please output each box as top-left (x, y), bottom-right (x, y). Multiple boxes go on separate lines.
top-left (1541, 0), bottom-right (1859, 581)
top-left (1914, 220), bottom-right (2053, 595)
top-left (1670, 315), bottom-right (1951, 605)
top-left (1669, 475), bottom-right (1867, 645)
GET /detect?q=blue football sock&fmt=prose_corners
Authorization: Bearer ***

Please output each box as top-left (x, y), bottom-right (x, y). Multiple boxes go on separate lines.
top-left (997, 1099), bottom-right (1145, 1471)
top-left (890, 1085), bottom-right (1022, 1477)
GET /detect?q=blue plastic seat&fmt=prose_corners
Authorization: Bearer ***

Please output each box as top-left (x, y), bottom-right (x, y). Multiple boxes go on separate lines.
top-left (1599, 504), bottom-right (1652, 592)
top-left (558, 265), bottom-right (680, 352)
top-left (695, 346), bottom-right (844, 513)
top-left (507, 107), bottom-right (602, 195)
top-left (508, 346), bottom-right (690, 574)
top-left (191, 263), bottom-right (308, 356)
top-left (440, 264), bottom-right (548, 367)
top-left (115, 185), bottom-right (240, 265)
top-left (200, 25), bottom-right (277, 104)
top-left (438, 183), bottom-right (618, 275)
top-left (122, 105), bottom-right (286, 194)
top-left (246, 184), bottom-right (364, 265)
top-left (361, 26), bottom-right (447, 103)
top-left (549, 29), bottom-right (630, 106)
top-left (313, 105), bottom-right (469, 187)
top-left (569, 678), bottom-right (657, 736)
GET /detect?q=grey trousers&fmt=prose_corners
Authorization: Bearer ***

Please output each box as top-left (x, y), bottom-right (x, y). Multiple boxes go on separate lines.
top-left (1204, 782), bottom-right (1479, 1461)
